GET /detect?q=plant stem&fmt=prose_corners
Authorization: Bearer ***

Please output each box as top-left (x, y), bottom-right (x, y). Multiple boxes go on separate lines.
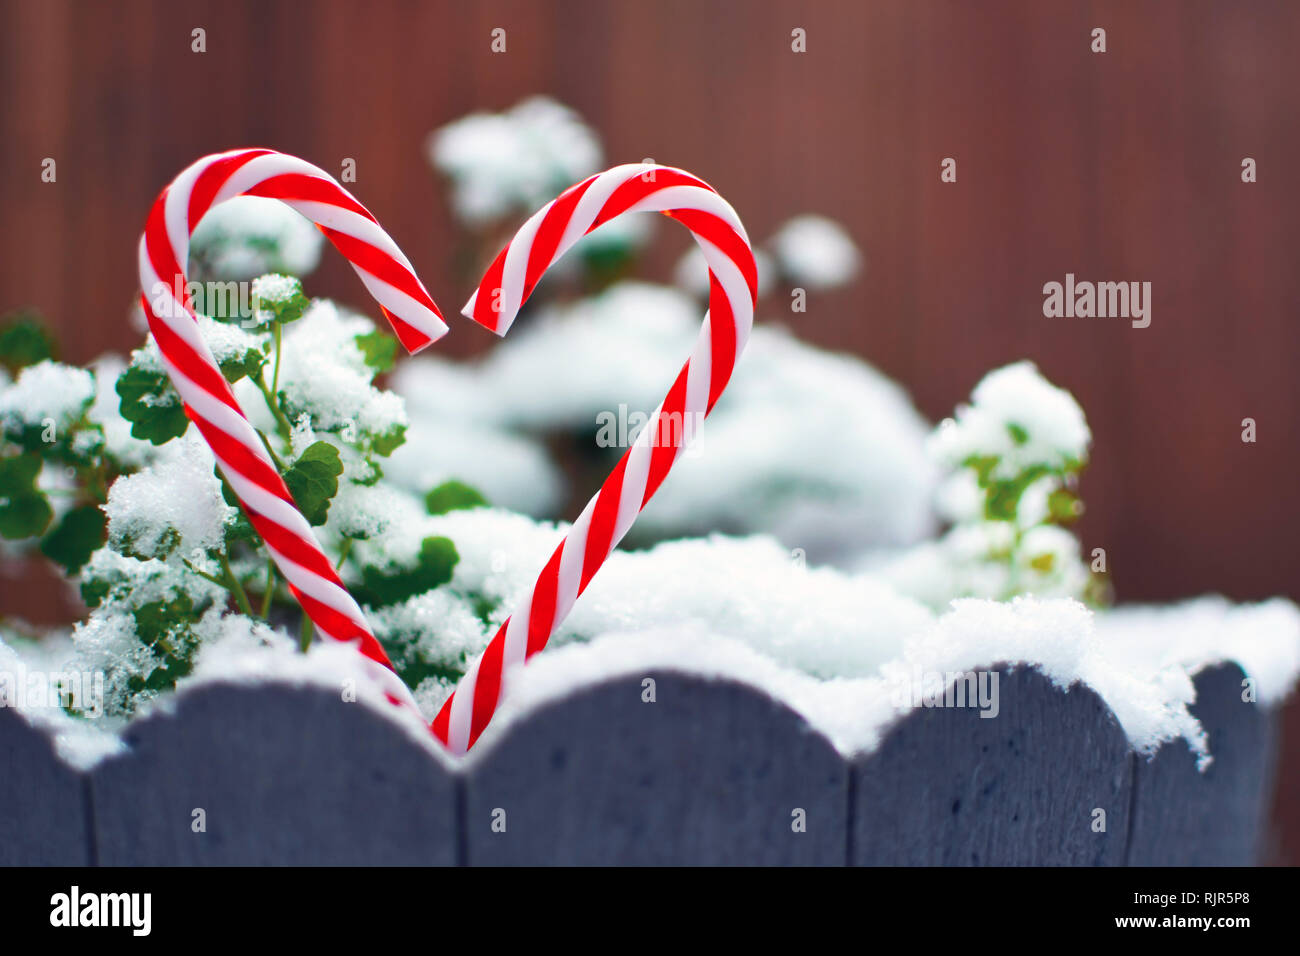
top-left (271, 320), bottom-right (284, 395)
top-left (299, 613), bottom-right (314, 653)
top-left (181, 560), bottom-right (229, 591)
top-left (255, 373), bottom-right (294, 444)
top-left (255, 429), bottom-right (286, 471)
top-left (216, 549), bottom-right (255, 617)
top-left (259, 559), bottom-right (275, 619)
top-left (335, 536), bottom-right (354, 570)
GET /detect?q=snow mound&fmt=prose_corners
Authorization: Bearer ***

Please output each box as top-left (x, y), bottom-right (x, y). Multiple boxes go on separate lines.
top-left (189, 195), bottom-right (324, 279)
top-left (390, 281), bottom-right (938, 555)
top-left (0, 360), bottom-right (95, 434)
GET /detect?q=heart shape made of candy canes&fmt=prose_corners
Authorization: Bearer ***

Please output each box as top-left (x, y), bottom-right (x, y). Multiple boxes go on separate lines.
top-left (137, 148), bottom-right (447, 715)
top-left (139, 152), bottom-right (756, 753)
top-left (433, 164), bottom-right (757, 753)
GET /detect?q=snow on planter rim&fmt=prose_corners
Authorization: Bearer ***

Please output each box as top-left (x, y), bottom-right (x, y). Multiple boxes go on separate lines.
top-left (465, 594), bottom-right (1300, 766)
top-left (7, 584), bottom-right (1295, 772)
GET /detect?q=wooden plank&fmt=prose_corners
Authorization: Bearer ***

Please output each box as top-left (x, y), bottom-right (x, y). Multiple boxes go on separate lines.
top-left (852, 665), bottom-right (1133, 865)
top-left (463, 671), bottom-right (847, 865)
top-left (90, 681), bottom-right (458, 865)
top-left (1127, 662), bottom-right (1276, 866)
top-left (0, 707), bottom-right (91, 865)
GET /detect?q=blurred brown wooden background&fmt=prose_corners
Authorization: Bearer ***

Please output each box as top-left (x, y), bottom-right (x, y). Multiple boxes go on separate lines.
top-left (2, 0), bottom-right (1298, 862)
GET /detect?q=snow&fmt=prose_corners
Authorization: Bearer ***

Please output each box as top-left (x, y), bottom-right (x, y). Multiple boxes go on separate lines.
top-left (674, 245), bottom-right (775, 300)
top-left (79, 546), bottom-right (227, 609)
top-left (189, 195), bottom-right (325, 279)
top-left (9, 505), bottom-right (1300, 770)
top-left (636, 325), bottom-right (938, 559)
top-left (131, 313), bottom-right (264, 379)
top-left (409, 509), bottom-right (934, 681)
top-left (0, 629), bottom-right (125, 770)
top-left (1095, 597), bottom-right (1300, 707)
top-left (930, 361), bottom-right (1091, 476)
top-left (104, 433), bottom-right (237, 559)
top-left (465, 282), bottom-right (701, 430)
top-left (249, 273), bottom-right (303, 327)
top-left (389, 282), bottom-right (938, 557)
top-left (768, 215), bottom-right (861, 289)
top-left (870, 521), bottom-right (1091, 606)
top-left (458, 589), bottom-right (1300, 766)
top-left (383, 418), bottom-right (563, 515)
top-left (0, 360), bottom-right (95, 434)
top-left (428, 97), bottom-right (602, 226)
top-left (470, 624), bottom-right (899, 759)
top-left (86, 354), bottom-right (158, 468)
top-left (276, 300), bottom-right (406, 438)
top-left (174, 612), bottom-right (451, 762)
top-left (563, 535), bottom-right (933, 679)
top-left (369, 586), bottom-right (491, 678)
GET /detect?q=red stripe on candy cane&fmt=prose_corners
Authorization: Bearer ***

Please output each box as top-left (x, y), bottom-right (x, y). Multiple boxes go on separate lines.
top-left (434, 163), bottom-right (756, 754)
top-left (138, 149), bottom-right (448, 717)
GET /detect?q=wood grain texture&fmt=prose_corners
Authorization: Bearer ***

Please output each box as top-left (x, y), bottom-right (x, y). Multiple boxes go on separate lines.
top-left (0, 707), bottom-right (92, 865)
top-left (89, 683), bottom-right (458, 865)
top-left (1, 0), bottom-right (1296, 858)
top-left (0, 660), bottom-right (1281, 865)
top-left (852, 666), bottom-right (1133, 866)
top-left (462, 671), bottom-right (847, 865)
top-left (1127, 662), bottom-right (1278, 866)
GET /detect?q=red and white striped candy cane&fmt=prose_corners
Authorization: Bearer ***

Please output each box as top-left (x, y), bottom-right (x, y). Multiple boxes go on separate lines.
top-left (433, 164), bottom-right (758, 753)
top-left (138, 148), bottom-right (448, 711)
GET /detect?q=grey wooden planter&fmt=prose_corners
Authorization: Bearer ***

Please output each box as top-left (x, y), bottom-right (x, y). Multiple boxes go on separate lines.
top-left (0, 659), bottom-right (1279, 866)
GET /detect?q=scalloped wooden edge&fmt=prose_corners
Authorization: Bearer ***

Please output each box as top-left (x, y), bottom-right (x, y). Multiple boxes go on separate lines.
top-left (0, 660), bottom-right (1277, 865)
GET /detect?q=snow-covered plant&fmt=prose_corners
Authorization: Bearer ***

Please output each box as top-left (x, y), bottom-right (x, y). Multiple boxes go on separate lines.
top-left (876, 361), bottom-right (1106, 607)
top-left (0, 259), bottom-right (493, 716)
top-left (428, 96), bottom-right (652, 288)
top-left (0, 97), bottom-right (1126, 736)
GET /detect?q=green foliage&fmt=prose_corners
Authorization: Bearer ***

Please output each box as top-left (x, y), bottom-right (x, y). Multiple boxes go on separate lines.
top-left (282, 440), bottom-right (343, 526)
top-left (369, 423), bottom-right (406, 457)
top-left (217, 344), bottom-right (265, 384)
top-left (3, 272), bottom-right (472, 717)
top-left (0, 454), bottom-right (52, 539)
top-left (115, 365), bottom-right (190, 445)
top-left (40, 504), bottom-right (106, 573)
top-left (426, 479), bottom-right (488, 515)
top-left (356, 329), bottom-right (399, 374)
top-left (356, 536), bottom-right (458, 608)
top-left (924, 365), bottom-right (1103, 606)
top-left (0, 312), bottom-right (56, 374)
top-left (126, 592), bottom-right (200, 699)
top-left (252, 275), bottom-right (310, 325)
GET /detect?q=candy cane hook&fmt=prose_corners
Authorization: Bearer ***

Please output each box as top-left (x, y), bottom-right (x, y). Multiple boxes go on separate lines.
top-left (434, 164), bottom-right (757, 753)
top-left (138, 148), bottom-right (447, 711)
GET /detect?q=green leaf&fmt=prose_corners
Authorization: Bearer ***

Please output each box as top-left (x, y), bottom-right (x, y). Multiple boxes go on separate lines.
top-left (1028, 551), bottom-right (1056, 573)
top-left (355, 329), bottom-right (399, 375)
top-left (356, 535), bottom-right (458, 607)
top-left (282, 440), bottom-right (343, 526)
top-left (1006, 422), bottom-right (1030, 445)
top-left (132, 592), bottom-right (195, 647)
top-left (40, 504), bottom-right (106, 573)
top-left (1048, 487), bottom-right (1081, 524)
top-left (116, 365), bottom-right (189, 445)
top-left (251, 274), bottom-right (309, 324)
top-left (218, 346), bottom-right (265, 385)
top-left (369, 423), bottom-right (406, 457)
top-left (80, 575), bottom-right (111, 609)
top-left (425, 480), bottom-right (488, 515)
top-left (0, 454), bottom-right (53, 539)
top-left (0, 313), bottom-right (56, 373)
top-left (128, 593), bottom-right (201, 700)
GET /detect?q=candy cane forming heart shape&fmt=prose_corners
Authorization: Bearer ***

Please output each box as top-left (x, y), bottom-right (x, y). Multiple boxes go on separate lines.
top-left (434, 164), bottom-right (758, 753)
top-left (137, 148), bottom-right (447, 713)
